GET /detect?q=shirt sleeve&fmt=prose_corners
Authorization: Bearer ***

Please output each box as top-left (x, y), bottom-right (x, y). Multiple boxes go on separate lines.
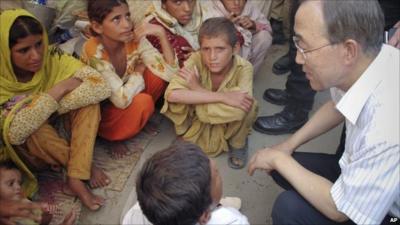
top-left (331, 141), bottom-right (400, 224)
top-left (57, 66), bottom-right (111, 114)
top-left (138, 38), bottom-right (178, 82)
top-left (7, 93), bottom-right (59, 145)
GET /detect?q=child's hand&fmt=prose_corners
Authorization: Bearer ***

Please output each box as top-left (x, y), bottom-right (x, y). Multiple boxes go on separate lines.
top-left (134, 22), bottom-right (166, 41)
top-left (134, 63), bottom-right (146, 75)
top-left (178, 66), bottom-right (201, 91)
top-left (237, 16), bottom-right (256, 30)
top-left (181, 46), bottom-right (194, 61)
top-left (222, 91), bottom-right (253, 112)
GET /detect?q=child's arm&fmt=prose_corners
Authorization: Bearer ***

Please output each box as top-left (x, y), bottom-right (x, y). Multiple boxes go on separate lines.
top-left (135, 22), bottom-right (175, 65)
top-left (167, 67), bottom-right (253, 113)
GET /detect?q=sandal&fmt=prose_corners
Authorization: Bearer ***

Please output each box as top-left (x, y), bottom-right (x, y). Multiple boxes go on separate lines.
top-left (227, 138), bottom-right (248, 169)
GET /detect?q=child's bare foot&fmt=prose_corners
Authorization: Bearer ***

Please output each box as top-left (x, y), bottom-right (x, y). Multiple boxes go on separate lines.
top-left (89, 165), bottom-right (110, 189)
top-left (144, 121), bottom-right (159, 136)
top-left (67, 177), bottom-right (105, 211)
top-left (108, 141), bottom-right (130, 159)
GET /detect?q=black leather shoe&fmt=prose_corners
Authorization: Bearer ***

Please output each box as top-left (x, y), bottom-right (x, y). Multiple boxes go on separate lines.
top-left (272, 53), bottom-right (293, 75)
top-left (263, 88), bottom-right (289, 105)
top-left (253, 109), bottom-right (308, 135)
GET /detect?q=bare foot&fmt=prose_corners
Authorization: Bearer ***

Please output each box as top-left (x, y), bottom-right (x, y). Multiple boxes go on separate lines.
top-left (89, 165), bottom-right (111, 189)
top-left (144, 121), bottom-right (159, 136)
top-left (67, 177), bottom-right (105, 211)
top-left (108, 141), bottom-right (130, 159)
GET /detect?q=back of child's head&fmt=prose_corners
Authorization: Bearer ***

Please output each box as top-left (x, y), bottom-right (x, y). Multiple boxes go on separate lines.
top-left (136, 142), bottom-right (212, 225)
top-left (198, 17), bottom-right (238, 47)
top-left (87, 0), bottom-right (128, 24)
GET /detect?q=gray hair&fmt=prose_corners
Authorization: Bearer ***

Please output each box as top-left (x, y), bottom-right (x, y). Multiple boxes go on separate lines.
top-left (320, 0), bottom-right (384, 56)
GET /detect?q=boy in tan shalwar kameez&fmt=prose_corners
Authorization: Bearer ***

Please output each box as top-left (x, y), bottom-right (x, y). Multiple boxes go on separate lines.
top-left (161, 17), bottom-right (258, 169)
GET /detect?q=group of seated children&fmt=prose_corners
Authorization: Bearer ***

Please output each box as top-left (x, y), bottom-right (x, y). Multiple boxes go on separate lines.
top-left (0, 0), bottom-right (272, 221)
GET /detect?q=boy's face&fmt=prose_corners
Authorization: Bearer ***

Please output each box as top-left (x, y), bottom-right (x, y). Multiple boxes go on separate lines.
top-left (162, 0), bottom-right (196, 26)
top-left (209, 160), bottom-right (222, 207)
top-left (91, 3), bottom-right (134, 43)
top-left (200, 35), bottom-right (235, 76)
top-left (0, 168), bottom-right (23, 201)
top-left (221, 0), bottom-right (246, 16)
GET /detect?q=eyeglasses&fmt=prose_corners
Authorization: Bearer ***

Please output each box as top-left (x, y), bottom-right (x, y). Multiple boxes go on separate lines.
top-left (293, 36), bottom-right (333, 60)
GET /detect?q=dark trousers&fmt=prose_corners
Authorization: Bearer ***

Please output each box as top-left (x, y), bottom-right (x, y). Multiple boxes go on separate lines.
top-left (270, 126), bottom-right (395, 225)
top-left (284, 0), bottom-right (316, 111)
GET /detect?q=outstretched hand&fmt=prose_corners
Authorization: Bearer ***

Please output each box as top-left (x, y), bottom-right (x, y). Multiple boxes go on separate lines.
top-left (248, 148), bottom-right (285, 176)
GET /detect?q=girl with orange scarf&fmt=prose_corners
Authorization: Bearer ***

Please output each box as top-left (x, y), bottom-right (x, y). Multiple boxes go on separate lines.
top-left (81, 0), bottom-right (178, 158)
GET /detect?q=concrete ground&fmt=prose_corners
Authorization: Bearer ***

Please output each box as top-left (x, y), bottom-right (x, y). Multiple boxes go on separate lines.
top-left (79, 43), bottom-right (343, 225)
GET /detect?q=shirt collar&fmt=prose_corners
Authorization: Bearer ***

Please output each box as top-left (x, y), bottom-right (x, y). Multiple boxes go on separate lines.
top-left (335, 45), bottom-right (393, 124)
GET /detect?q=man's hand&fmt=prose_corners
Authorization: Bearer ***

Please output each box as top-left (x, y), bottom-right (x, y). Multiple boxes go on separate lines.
top-left (270, 140), bottom-right (298, 155)
top-left (222, 91), bottom-right (253, 112)
top-left (178, 67), bottom-right (202, 91)
top-left (0, 200), bottom-right (42, 225)
top-left (248, 148), bottom-right (287, 176)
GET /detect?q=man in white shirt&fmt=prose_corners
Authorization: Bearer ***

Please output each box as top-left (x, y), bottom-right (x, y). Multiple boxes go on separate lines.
top-left (248, 0), bottom-right (399, 225)
top-left (124, 142), bottom-right (249, 225)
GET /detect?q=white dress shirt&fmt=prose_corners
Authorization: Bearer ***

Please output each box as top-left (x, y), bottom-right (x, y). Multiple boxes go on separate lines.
top-left (330, 44), bottom-right (400, 225)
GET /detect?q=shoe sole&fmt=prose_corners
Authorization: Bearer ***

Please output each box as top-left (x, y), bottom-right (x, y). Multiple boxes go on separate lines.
top-left (252, 123), bottom-right (303, 135)
top-left (262, 94), bottom-right (288, 106)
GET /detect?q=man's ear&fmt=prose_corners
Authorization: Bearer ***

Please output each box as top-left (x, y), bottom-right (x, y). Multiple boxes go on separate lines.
top-left (91, 21), bottom-right (103, 35)
top-left (198, 210), bottom-right (211, 225)
top-left (342, 39), bottom-right (359, 65)
top-left (233, 42), bottom-right (240, 54)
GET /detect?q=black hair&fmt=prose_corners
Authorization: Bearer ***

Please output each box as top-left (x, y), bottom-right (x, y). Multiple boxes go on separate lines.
top-left (199, 17), bottom-right (238, 47)
top-left (87, 0), bottom-right (128, 24)
top-left (0, 161), bottom-right (20, 172)
top-left (9, 16), bottom-right (43, 49)
top-left (136, 142), bottom-right (212, 225)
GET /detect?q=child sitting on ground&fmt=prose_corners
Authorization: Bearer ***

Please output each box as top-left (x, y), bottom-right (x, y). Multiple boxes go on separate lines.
top-left (81, 0), bottom-right (178, 159)
top-left (0, 161), bottom-right (76, 225)
top-left (161, 17), bottom-right (258, 169)
top-left (122, 142), bottom-right (249, 225)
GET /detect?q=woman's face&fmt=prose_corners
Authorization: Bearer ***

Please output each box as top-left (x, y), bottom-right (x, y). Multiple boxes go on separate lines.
top-left (11, 34), bottom-right (44, 74)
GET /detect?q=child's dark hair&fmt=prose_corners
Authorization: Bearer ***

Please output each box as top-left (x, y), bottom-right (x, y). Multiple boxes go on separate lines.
top-left (199, 17), bottom-right (238, 47)
top-left (136, 142), bottom-right (212, 225)
top-left (9, 16), bottom-right (43, 49)
top-left (0, 160), bottom-right (20, 172)
top-left (87, 0), bottom-right (128, 24)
